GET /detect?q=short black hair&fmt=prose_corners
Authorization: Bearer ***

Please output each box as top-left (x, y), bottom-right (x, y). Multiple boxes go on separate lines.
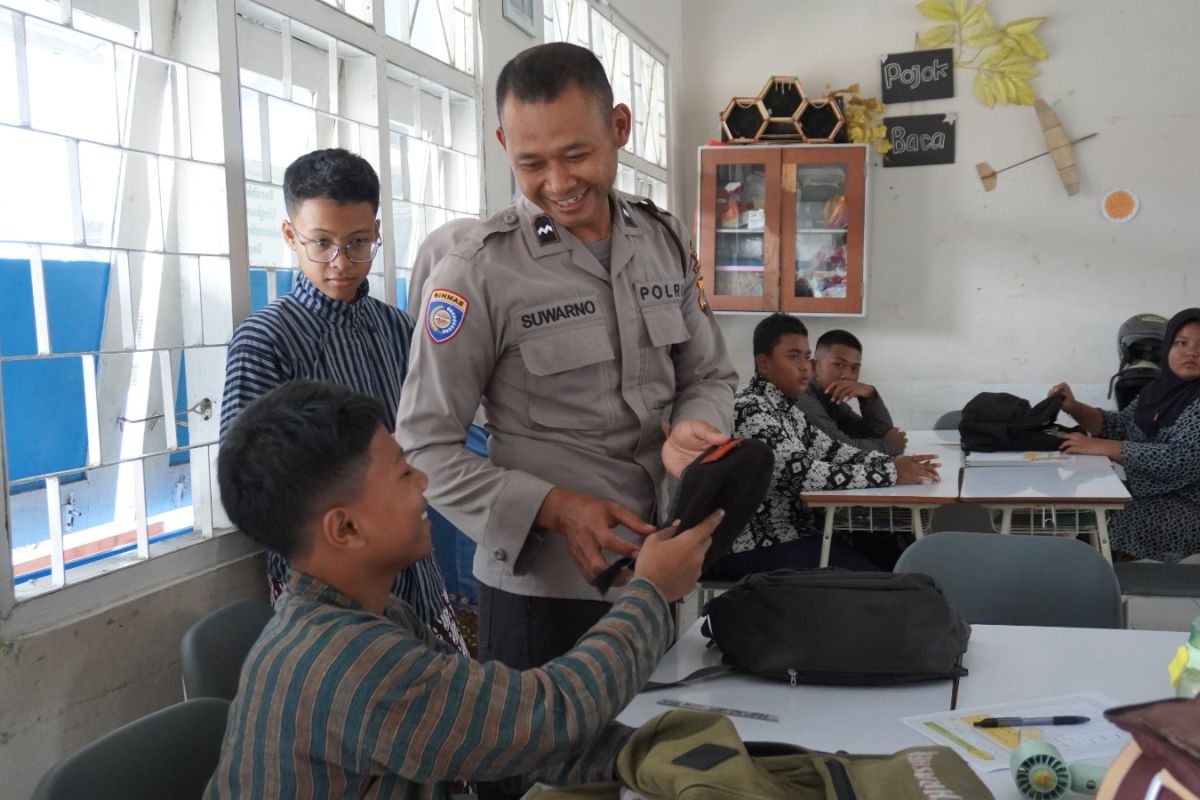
top-left (218, 380), bottom-right (389, 559)
top-left (495, 42), bottom-right (614, 121)
top-left (815, 329), bottom-right (863, 355)
top-left (283, 148), bottom-right (380, 217)
top-left (753, 313), bottom-right (808, 357)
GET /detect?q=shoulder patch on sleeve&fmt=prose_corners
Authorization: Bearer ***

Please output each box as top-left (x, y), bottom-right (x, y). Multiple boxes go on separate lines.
top-left (425, 289), bottom-right (469, 343)
top-left (446, 209), bottom-right (520, 260)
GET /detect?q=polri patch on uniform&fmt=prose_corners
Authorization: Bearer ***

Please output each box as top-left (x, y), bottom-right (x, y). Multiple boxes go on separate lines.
top-left (532, 214), bottom-right (559, 245)
top-left (426, 288), bottom-right (469, 343)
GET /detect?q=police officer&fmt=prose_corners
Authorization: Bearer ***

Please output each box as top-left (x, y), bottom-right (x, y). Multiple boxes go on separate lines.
top-left (397, 42), bottom-right (737, 671)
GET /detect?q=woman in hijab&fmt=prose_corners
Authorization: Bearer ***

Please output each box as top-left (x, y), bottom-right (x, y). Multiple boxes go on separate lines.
top-left (1049, 308), bottom-right (1200, 562)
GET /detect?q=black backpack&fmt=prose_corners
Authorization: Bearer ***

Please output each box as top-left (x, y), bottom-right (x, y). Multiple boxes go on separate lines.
top-left (699, 569), bottom-right (971, 686)
top-left (958, 391), bottom-right (1074, 452)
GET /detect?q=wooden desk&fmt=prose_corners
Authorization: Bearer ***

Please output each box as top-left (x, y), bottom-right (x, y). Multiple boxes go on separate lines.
top-left (620, 621), bottom-right (1183, 799)
top-left (801, 439), bottom-right (963, 567)
top-left (959, 463), bottom-right (1130, 562)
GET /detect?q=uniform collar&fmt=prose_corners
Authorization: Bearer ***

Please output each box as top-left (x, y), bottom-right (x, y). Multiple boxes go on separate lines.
top-left (292, 272), bottom-right (372, 327)
top-left (515, 192), bottom-right (646, 280)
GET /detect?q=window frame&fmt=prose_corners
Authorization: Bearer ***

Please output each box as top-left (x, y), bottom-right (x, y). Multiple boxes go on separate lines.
top-left (544, 0), bottom-right (671, 207)
top-left (0, 0), bottom-right (484, 638)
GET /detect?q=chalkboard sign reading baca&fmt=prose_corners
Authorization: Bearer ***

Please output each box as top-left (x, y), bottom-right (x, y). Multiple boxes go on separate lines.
top-left (883, 114), bottom-right (956, 168)
top-left (880, 48), bottom-right (954, 104)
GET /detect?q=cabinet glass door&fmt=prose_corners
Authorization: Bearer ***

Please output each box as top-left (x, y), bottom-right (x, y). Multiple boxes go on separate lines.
top-left (698, 148), bottom-right (780, 312)
top-left (781, 146), bottom-right (866, 315)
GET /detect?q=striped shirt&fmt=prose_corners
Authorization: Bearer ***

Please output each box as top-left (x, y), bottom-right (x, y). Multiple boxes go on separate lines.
top-left (204, 571), bottom-right (672, 799)
top-left (220, 274), bottom-right (463, 651)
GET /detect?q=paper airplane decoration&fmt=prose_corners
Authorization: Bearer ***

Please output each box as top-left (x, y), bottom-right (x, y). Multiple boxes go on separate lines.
top-left (976, 102), bottom-right (1096, 195)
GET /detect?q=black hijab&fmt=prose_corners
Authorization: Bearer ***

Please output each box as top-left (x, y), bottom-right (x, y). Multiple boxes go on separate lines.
top-left (1133, 308), bottom-right (1200, 437)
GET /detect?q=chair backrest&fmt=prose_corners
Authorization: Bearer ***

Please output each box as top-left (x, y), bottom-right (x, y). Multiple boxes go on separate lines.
top-left (933, 410), bottom-right (962, 431)
top-left (894, 532), bottom-right (1123, 628)
top-left (32, 697), bottom-right (230, 800)
top-left (180, 597), bottom-right (275, 700)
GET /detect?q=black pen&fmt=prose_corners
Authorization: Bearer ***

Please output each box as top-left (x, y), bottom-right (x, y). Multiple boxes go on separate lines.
top-left (974, 716), bottom-right (1090, 728)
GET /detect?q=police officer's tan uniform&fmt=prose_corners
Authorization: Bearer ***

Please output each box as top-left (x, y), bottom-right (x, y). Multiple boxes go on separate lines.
top-left (396, 191), bottom-right (737, 602)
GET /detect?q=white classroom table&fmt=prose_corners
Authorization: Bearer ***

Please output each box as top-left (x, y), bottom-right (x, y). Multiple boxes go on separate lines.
top-left (800, 433), bottom-right (964, 567)
top-left (619, 620), bottom-right (1184, 799)
top-left (959, 462), bottom-right (1131, 562)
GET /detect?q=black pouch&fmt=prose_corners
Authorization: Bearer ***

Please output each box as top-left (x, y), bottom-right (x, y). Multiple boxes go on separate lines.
top-left (958, 391), bottom-right (1077, 452)
top-left (592, 438), bottom-right (774, 593)
top-left (702, 568), bottom-right (970, 685)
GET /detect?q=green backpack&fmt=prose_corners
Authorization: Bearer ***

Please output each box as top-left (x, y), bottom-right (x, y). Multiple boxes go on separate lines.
top-left (526, 710), bottom-right (993, 799)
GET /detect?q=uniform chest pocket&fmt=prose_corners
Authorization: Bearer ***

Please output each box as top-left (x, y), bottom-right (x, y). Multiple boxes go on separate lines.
top-left (519, 322), bottom-right (615, 430)
top-left (641, 303), bottom-right (690, 348)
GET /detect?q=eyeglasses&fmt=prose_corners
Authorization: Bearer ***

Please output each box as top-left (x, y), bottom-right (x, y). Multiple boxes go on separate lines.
top-left (287, 222), bottom-right (382, 264)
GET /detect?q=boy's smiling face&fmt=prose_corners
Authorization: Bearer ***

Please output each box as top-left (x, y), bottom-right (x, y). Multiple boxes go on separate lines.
top-left (283, 197), bottom-right (380, 303)
top-left (344, 428), bottom-right (433, 571)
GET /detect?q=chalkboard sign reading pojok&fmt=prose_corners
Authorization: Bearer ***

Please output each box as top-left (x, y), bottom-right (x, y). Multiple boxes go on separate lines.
top-left (883, 114), bottom-right (956, 168)
top-left (880, 48), bottom-right (954, 103)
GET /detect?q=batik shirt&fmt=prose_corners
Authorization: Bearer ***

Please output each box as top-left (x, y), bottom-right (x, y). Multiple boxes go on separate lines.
top-left (732, 374), bottom-right (898, 552)
top-left (220, 274), bottom-right (464, 651)
top-left (204, 571), bottom-right (672, 800)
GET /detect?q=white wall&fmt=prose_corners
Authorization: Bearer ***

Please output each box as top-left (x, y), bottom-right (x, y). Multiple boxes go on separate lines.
top-left (679, 0), bottom-right (1198, 426)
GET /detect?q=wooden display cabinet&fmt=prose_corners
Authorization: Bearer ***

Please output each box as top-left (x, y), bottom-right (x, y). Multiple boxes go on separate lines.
top-left (697, 143), bottom-right (869, 315)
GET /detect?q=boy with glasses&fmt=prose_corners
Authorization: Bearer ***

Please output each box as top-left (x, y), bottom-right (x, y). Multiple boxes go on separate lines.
top-left (220, 148), bottom-right (465, 653)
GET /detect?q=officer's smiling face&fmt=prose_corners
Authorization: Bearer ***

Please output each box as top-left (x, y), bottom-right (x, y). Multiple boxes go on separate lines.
top-left (497, 84), bottom-right (631, 243)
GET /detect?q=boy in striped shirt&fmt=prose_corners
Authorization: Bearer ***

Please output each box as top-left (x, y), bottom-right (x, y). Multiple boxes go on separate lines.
top-left (220, 148), bottom-right (465, 653)
top-left (206, 381), bottom-right (720, 799)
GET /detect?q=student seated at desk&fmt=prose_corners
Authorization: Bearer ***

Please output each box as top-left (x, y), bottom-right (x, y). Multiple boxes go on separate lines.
top-left (796, 329), bottom-right (907, 456)
top-left (206, 381), bottom-right (721, 800)
top-left (705, 314), bottom-right (939, 580)
top-left (1050, 307), bottom-right (1200, 564)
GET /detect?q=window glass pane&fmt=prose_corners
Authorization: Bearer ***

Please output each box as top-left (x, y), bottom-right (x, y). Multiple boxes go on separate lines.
top-left (544, 0), bottom-right (587, 46)
top-left (179, 346), bottom-right (224, 447)
top-left (2, 355), bottom-right (92, 480)
top-left (117, 51), bottom-right (176, 156)
top-left (246, 182), bottom-right (288, 268)
top-left (198, 256), bottom-right (233, 346)
top-left (38, 246), bottom-right (114, 355)
top-left (143, 451), bottom-right (196, 547)
top-left (290, 28), bottom-right (330, 111)
top-left (0, 248), bottom-right (37, 357)
top-left (26, 18), bottom-right (119, 144)
top-left (9, 481), bottom-right (53, 589)
top-left (389, 130), bottom-right (410, 201)
top-left (79, 142), bottom-right (123, 248)
top-left (71, 4), bottom-right (137, 47)
top-left (419, 87), bottom-right (445, 144)
top-left (316, 0), bottom-right (372, 25)
top-left (633, 44), bottom-right (667, 167)
top-left (98, 351), bottom-right (170, 460)
top-left (0, 127), bottom-right (75, 244)
top-left (161, 157), bottom-right (228, 255)
top-left (392, 199), bottom-right (422, 272)
top-left (591, 10), bottom-right (630, 116)
top-left (448, 92), bottom-right (476, 155)
top-left (389, 0), bottom-right (474, 74)
top-left (388, 74), bottom-right (416, 131)
top-left (338, 45), bottom-right (378, 126)
top-left (0, 11), bottom-right (20, 125)
top-left (616, 163), bottom-right (635, 194)
top-left (267, 97), bottom-right (318, 181)
top-left (188, 67), bottom-right (224, 163)
top-left (241, 88), bottom-right (266, 181)
top-left (112, 149), bottom-right (165, 252)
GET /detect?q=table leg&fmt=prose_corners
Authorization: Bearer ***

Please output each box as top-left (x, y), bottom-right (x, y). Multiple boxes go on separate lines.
top-left (819, 506), bottom-right (836, 567)
top-left (998, 507), bottom-right (1013, 534)
top-left (1094, 507), bottom-right (1114, 563)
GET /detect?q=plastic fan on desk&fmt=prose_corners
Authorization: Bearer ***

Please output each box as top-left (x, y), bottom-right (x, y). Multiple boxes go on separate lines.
top-left (1010, 740), bottom-right (1107, 800)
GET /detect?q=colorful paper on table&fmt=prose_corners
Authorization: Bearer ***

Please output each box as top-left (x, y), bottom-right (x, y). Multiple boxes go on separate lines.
top-left (901, 693), bottom-right (1128, 773)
